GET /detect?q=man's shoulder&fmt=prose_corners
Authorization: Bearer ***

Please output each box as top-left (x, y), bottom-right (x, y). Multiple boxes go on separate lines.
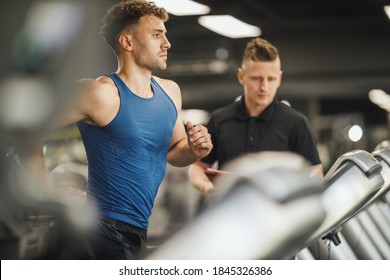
top-left (76, 76), bottom-right (117, 98)
top-left (152, 76), bottom-right (181, 105)
top-left (272, 100), bottom-right (311, 129)
top-left (76, 75), bottom-right (115, 89)
top-left (276, 100), bottom-right (306, 119)
top-left (213, 99), bottom-right (240, 115)
top-left (209, 99), bottom-right (241, 124)
top-left (74, 76), bottom-right (120, 122)
top-left (152, 76), bottom-right (179, 91)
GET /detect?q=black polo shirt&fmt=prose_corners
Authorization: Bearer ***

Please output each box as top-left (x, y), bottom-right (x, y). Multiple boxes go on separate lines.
top-left (201, 97), bottom-right (321, 169)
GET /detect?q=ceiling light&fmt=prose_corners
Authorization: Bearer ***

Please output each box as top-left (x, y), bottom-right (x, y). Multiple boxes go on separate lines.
top-left (149, 0), bottom-right (210, 16)
top-left (346, 125), bottom-right (363, 142)
top-left (368, 89), bottom-right (390, 112)
top-left (198, 15), bottom-right (261, 38)
top-left (385, 6), bottom-right (390, 20)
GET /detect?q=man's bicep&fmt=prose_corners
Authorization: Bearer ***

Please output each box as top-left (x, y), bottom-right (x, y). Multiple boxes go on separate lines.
top-left (52, 79), bottom-right (100, 128)
top-left (50, 94), bottom-right (89, 128)
top-left (168, 118), bottom-right (187, 151)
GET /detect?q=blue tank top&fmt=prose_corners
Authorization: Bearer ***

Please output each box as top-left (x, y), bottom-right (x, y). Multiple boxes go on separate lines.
top-left (77, 73), bottom-right (177, 229)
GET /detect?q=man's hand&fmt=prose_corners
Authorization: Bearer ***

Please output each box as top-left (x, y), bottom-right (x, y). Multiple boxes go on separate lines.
top-left (186, 121), bottom-right (213, 159)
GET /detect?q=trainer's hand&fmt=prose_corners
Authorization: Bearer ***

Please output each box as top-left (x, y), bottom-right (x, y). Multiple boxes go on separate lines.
top-left (186, 121), bottom-right (213, 159)
top-left (202, 181), bottom-right (216, 197)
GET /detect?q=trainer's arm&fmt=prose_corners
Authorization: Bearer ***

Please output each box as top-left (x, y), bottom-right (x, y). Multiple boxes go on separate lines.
top-left (188, 161), bottom-right (215, 196)
top-left (311, 163), bottom-right (324, 179)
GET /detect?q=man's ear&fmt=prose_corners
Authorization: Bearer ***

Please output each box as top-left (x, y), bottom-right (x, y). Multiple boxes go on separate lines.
top-left (237, 67), bottom-right (244, 85)
top-left (278, 70), bottom-right (283, 86)
top-left (118, 33), bottom-right (133, 51)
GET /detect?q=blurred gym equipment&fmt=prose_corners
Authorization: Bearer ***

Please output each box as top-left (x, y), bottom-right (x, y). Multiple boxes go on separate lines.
top-left (298, 149), bottom-right (386, 259)
top-left (147, 152), bottom-right (326, 260)
top-left (0, 0), bottom-right (105, 259)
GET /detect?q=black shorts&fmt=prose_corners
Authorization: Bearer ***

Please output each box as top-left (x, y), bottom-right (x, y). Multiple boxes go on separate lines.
top-left (85, 217), bottom-right (148, 260)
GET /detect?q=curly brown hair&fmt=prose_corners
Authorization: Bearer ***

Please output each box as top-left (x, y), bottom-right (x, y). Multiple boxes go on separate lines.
top-left (100, 0), bottom-right (169, 52)
top-left (242, 38), bottom-right (279, 63)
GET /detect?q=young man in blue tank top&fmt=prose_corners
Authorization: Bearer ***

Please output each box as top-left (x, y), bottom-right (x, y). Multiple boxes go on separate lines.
top-left (28, 0), bottom-right (212, 259)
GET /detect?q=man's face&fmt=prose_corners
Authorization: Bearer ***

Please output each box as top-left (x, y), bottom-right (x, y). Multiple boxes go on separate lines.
top-left (132, 15), bottom-right (171, 72)
top-left (237, 58), bottom-right (282, 112)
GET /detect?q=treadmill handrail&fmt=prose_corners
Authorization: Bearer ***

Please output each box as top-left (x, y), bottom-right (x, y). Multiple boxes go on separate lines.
top-left (324, 150), bottom-right (382, 182)
top-left (372, 147), bottom-right (390, 166)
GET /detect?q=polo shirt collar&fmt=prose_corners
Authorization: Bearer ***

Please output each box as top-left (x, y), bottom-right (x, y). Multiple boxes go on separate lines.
top-left (236, 96), bottom-right (277, 121)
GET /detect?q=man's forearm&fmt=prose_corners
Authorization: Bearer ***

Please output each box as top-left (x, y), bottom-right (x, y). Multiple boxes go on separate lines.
top-left (167, 139), bottom-right (200, 167)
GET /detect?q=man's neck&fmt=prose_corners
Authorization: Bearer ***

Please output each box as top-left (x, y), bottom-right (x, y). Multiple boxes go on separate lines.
top-left (116, 65), bottom-right (154, 98)
top-left (245, 101), bottom-right (267, 117)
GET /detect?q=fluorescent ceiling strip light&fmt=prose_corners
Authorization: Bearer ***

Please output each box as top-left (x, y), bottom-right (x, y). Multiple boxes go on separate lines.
top-left (149, 0), bottom-right (210, 16)
top-left (385, 5), bottom-right (390, 20)
top-left (198, 15), bottom-right (261, 38)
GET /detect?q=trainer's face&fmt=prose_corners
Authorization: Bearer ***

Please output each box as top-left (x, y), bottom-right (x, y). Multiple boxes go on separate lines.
top-left (237, 58), bottom-right (282, 112)
top-left (132, 15), bottom-right (171, 71)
